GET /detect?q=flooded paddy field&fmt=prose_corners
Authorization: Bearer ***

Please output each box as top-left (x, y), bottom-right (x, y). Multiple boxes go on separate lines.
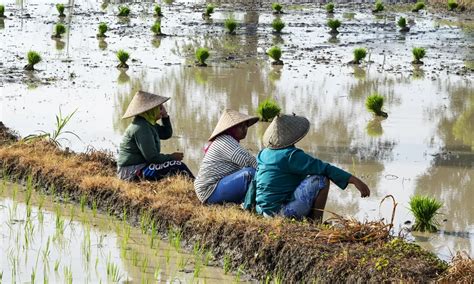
top-left (0, 0), bottom-right (473, 268)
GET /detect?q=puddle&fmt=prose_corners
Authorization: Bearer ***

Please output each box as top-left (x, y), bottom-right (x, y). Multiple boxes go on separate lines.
top-left (0, 0), bottom-right (473, 261)
top-left (0, 181), bottom-right (249, 283)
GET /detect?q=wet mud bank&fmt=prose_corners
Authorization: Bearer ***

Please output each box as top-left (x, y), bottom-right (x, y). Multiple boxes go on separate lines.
top-left (0, 123), bottom-right (469, 282)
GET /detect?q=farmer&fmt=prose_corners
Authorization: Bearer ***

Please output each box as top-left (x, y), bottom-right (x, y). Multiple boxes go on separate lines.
top-left (255, 114), bottom-right (370, 222)
top-left (194, 109), bottom-right (259, 204)
top-left (117, 90), bottom-right (194, 181)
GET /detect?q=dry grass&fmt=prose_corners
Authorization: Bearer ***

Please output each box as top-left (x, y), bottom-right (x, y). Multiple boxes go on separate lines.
top-left (438, 251), bottom-right (474, 283)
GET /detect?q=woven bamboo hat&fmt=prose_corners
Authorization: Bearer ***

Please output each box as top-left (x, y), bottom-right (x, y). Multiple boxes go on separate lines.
top-left (263, 114), bottom-right (310, 149)
top-left (209, 109), bottom-right (259, 141)
top-left (122, 90), bottom-right (170, 119)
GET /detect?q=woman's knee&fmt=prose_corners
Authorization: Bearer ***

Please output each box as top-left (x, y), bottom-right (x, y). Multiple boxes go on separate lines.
top-left (242, 167), bottom-right (256, 178)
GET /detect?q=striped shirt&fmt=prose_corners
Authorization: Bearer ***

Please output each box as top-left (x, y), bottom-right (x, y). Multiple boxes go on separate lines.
top-left (194, 134), bottom-right (257, 203)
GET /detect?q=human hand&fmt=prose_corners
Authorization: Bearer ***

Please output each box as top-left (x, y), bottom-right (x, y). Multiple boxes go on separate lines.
top-left (160, 105), bottom-right (169, 118)
top-left (349, 176), bottom-right (370, 198)
top-left (170, 152), bottom-right (184, 161)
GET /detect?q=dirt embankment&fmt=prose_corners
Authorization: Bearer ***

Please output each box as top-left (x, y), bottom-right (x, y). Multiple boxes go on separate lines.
top-left (428, 0), bottom-right (474, 11)
top-left (0, 123), bottom-right (471, 282)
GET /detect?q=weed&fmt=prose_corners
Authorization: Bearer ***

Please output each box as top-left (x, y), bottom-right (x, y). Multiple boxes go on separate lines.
top-left (26, 175), bottom-right (33, 206)
top-left (140, 210), bottom-right (151, 233)
top-left (257, 98), bottom-right (281, 122)
top-left (365, 93), bottom-right (388, 118)
top-left (327, 18), bottom-right (341, 34)
top-left (409, 195), bottom-right (443, 232)
top-left (412, 47), bottom-right (426, 64)
top-left (107, 259), bottom-right (123, 282)
top-left (118, 6), bottom-right (130, 17)
top-left (375, 257), bottom-right (389, 270)
top-left (224, 16), bottom-right (237, 34)
top-left (97, 22), bottom-right (107, 37)
top-left (193, 257), bottom-right (202, 278)
top-left (204, 4), bottom-right (215, 17)
top-left (223, 253), bottom-right (231, 274)
top-left (325, 3), bottom-right (334, 13)
top-left (149, 221), bottom-right (157, 248)
top-left (154, 5), bottom-right (163, 17)
top-left (53, 23), bottom-right (66, 38)
top-left (56, 4), bottom-right (66, 17)
top-left (412, 2), bottom-right (425, 12)
top-left (267, 45), bottom-right (283, 65)
top-left (24, 50), bottom-right (42, 71)
top-left (272, 3), bottom-right (283, 14)
top-left (272, 18), bottom-right (285, 33)
top-left (373, 0), bottom-right (384, 13)
top-left (447, 0), bottom-right (458, 11)
top-left (234, 264), bottom-right (244, 282)
top-left (351, 47), bottom-right (367, 64)
top-left (274, 271), bottom-right (283, 284)
top-left (398, 17), bottom-right (410, 32)
top-left (0, 5), bottom-right (5, 18)
top-left (116, 49), bottom-right (130, 69)
top-left (92, 199), bottom-right (97, 217)
top-left (151, 21), bottom-right (162, 36)
top-left (80, 194), bottom-right (86, 212)
top-left (204, 250), bottom-right (213, 266)
top-left (141, 257), bottom-right (148, 273)
top-left (195, 47), bottom-right (210, 67)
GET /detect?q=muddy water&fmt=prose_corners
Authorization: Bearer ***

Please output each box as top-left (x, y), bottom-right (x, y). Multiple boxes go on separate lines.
top-left (0, 181), bottom-right (248, 283)
top-left (0, 0), bottom-right (473, 260)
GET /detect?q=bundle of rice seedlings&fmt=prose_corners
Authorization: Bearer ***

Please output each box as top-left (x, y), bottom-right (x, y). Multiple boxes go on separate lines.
top-left (151, 22), bottom-right (162, 36)
top-left (56, 3), bottom-right (66, 17)
top-left (52, 23), bottom-right (66, 38)
top-left (412, 47), bottom-right (426, 64)
top-left (154, 5), bottom-right (163, 17)
top-left (257, 98), bottom-right (281, 122)
top-left (0, 5), bottom-right (6, 18)
top-left (397, 17), bottom-right (410, 32)
top-left (350, 47), bottom-right (367, 65)
top-left (203, 4), bottom-right (215, 17)
top-left (412, 2), bottom-right (425, 12)
top-left (327, 19), bottom-right (341, 34)
top-left (272, 18), bottom-right (285, 33)
top-left (224, 16), bottom-right (237, 34)
top-left (325, 3), bottom-right (334, 13)
top-left (447, 0), bottom-right (458, 11)
top-left (195, 47), bottom-right (210, 67)
top-left (366, 93), bottom-right (388, 118)
top-left (272, 3), bottom-right (283, 14)
top-left (267, 45), bottom-right (283, 65)
top-left (373, 0), bottom-right (384, 13)
top-left (97, 22), bottom-right (108, 38)
top-left (118, 6), bottom-right (130, 17)
top-left (409, 195), bottom-right (442, 232)
top-left (116, 49), bottom-right (130, 69)
top-left (24, 51), bottom-right (42, 71)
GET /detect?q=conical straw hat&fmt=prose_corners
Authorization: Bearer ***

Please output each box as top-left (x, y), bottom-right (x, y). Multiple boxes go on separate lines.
top-left (263, 114), bottom-right (310, 149)
top-left (209, 109), bottom-right (259, 141)
top-left (122, 90), bottom-right (170, 119)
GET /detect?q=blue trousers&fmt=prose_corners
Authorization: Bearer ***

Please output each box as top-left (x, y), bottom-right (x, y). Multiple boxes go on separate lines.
top-left (206, 167), bottom-right (256, 204)
top-left (280, 175), bottom-right (326, 219)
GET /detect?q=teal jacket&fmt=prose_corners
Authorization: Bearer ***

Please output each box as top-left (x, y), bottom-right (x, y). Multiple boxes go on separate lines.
top-left (255, 146), bottom-right (352, 215)
top-left (117, 116), bottom-right (173, 167)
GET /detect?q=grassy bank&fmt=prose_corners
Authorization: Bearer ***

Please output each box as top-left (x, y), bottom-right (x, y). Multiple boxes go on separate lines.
top-left (0, 122), bottom-right (471, 282)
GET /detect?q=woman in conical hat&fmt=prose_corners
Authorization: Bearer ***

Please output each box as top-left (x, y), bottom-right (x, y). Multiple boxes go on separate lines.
top-left (117, 90), bottom-right (194, 181)
top-left (194, 109), bottom-right (259, 204)
top-left (255, 114), bottom-right (370, 222)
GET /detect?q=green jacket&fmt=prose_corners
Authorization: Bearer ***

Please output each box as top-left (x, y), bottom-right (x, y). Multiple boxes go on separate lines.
top-left (117, 116), bottom-right (173, 167)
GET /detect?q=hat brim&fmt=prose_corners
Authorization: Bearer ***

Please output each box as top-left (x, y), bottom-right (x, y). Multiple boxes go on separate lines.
top-left (208, 116), bottom-right (259, 141)
top-left (122, 97), bottom-right (170, 119)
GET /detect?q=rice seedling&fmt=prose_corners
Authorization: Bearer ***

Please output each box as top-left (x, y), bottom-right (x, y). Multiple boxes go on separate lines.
top-left (107, 259), bottom-right (123, 282)
top-left (122, 207), bottom-right (127, 223)
top-left (54, 259), bottom-right (60, 272)
top-left (224, 16), bottom-right (237, 34)
top-left (149, 221), bottom-right (157, 248)
top-left (193, 258), bottom-right (202, 278)
top-left (52, 23), bottom-right (66, 38)
top-left (42, 237), bottom-right (51, 262)
top-left (409, 195), bottom-right (443, 232)
top-left (350, 47), bottom-right (367, 64)
top-left (154, 5), bottom-right (163, 17)
top-left (140, 210), bottom-right (151, 233)
top-left (0, 5), bottom-right (6, 18)
top-left (151, 22), bottom-right (163, 36)
top-left (165, 248), bottom-right (171, 265)
top-left (267, 45), bottom-right (283, 65)
top-left (272, 3), bottom-right (283, 14)
top-left (195, 47), bottom-right (210, 67)
top-left (25, 175), bottom-right (33, 206)
top-left (365, 93), bottom-right (388, 118)
top-left (373, 0), bottom-right (384, 13)
top-left (97, 22), bottom-right (107, 38)
top-left (23, 50), bottom-right (42, 71)
top-left (131, 251), bottom-right (139, 266)
top-left (116, 49), bottom-right (130, 69)
top-left (397, 17), bottom-right (410, 32)
top-left (447, 0), bottom-right (458, 11)
top-left (257, 98), bottom-right (281, 122)
top-left (64, 266), bottom-right (72, 284)
top-left (118, 6), bottom-right (130, 17)
top-left (234, 264), bottom-right (244, 283)
top-left (274, 271), bottom-right (283, 284)
top-left (412, 47), bottom-right (426, 64)
top-left (272, 18), bottom-right (285, 33)
top-left (203, 4), bottom-right (215, 17)
top-left (327, 18), bottom-right (341, 34)
top-left (56, 4), bottom-right (66, 17)
top-left (92, 200), bottom-right (97, 217)
top-left (154, 265), bottom-right (161, 280)
top-left (204, 250), bottom-right (213, 266)
top-left (177, 256), bottom-right (187, 270)
top-left (412, 2), bottom-right (425, 12)
top-left (141, 257), bottom-right (149, 273)
top-left (80, 194), bottom-right (87, 212)
top-left (325, 3), bottom-right (334, 13)
top-left (31, 267), bottom-right (37, 283)
top-left (223, 253), bottom-right (231, 274)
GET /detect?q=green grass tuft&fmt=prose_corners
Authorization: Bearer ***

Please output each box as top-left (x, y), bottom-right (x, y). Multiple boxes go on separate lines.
top-left (54, 23), bottom-right (66, 38)
top-left (151, 22), bottom-right (162, 35)
top-left (373, 0), bottom-right (384, 12)
top-left (447, 0), bottom-right (458, 11)
top-left (118, 6), bottom-right (130, 17)
top-left (257, 98), bottom-right (281, 122)
top-left (325, 3), bottom-right (334, 13)
top-left (352, 47), bottom-right (367, 64)
top-left (205, 4), bottom-right (215, 17)
top-left (397, 17), bottom-right (407, 28)
top-left (224, 16), bottom-right (237, 34)
top-left (327, 19), bottom-right (341, 33)
top-left (195, 47), bottom-right (210, 66)
top-left (412, 47), bottom-right (426, 64)
top-left (154, 5), bottom-right (162, 16)
top-left (56, 4), bottom-right (65, 17)
top-left (97, 22), bottom-right (107, 37)
top-left (365, 93), bottom-right (387, 117)
top-left (272, 18), bottom-right (285, 33)
top-left (412, 2), bottom-right (425, 12)
top-left (272, 3), bottom-right (283, 13)
top-left (267, 45), bottom-right (282, 62)
top-left (409, 195), bottom-right (443, 232)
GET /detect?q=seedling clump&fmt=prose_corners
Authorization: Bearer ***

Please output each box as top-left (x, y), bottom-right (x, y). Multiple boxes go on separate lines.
top-left (116, 49), bottom-right (130, 69)
top-left (412, 47), bottom-right (426, 64)
top-left (97, 22), bottom-right (108, 38)
top-left (56, 4), bottom-right (66, 17)
top-left (272, 18), bottom-right (285, 33)
top-left (409, 195), bottom-right (443, 232)
top-left (373, 0), bottom-right (384, 13)
top-left (412, 2), bottom-right (425, 12)
top-left (154, 5), bottom-right (163, 17)
top-left (325, 3), bottom-right (334, 13)
top-left (272, 3), bottom-right (283, 14)
top-left (397, 17), bottom-right (410, 32)
top-left (327, 19), bottom-right (341, 34)
top-left (151, 22), bottom-right (163, 36)
top-left (350, 47), bottom-right (367, 65)
top-left (195, 47), bottom-right (210, 67)
top-left (0, 5), bottom-right (6, 18)
top-left (52, 23), bottom-right (66, 38)
top-left (203, 4), bottom-right (215, 18)
top-left (118, 6), bottom-right (130, 17)
top-left (267, 45), bottom-right (283, 65)
top-left (257, 98), bottom-right (281, 122)
top-left (447, 0), bottom-right (458, 11)
top-left (224, 17), bottom-right (237, 34)
top-left (24, 51), bottom-right (42, 71)
top-left (365, 93), bottom-right (388, 118)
